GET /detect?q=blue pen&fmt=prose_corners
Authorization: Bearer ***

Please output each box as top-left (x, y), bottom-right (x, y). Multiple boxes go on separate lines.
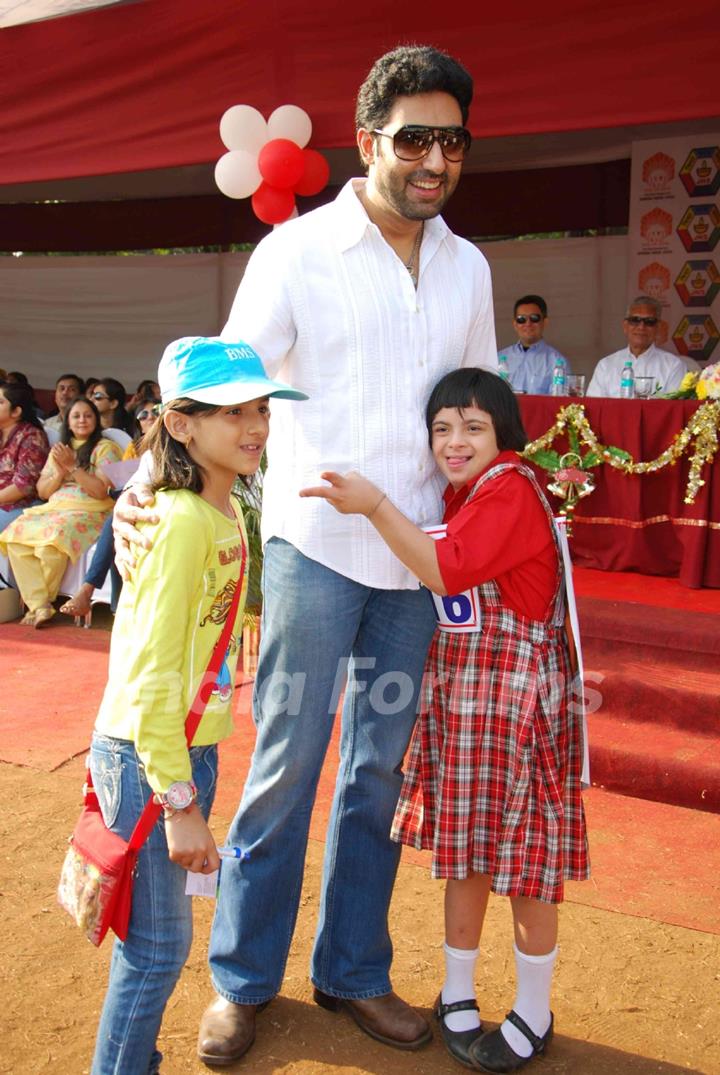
top-left (217, 846), bottom-right (251, 861)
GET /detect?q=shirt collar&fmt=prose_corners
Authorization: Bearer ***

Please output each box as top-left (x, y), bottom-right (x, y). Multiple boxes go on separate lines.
top-left (513, 340), bottom-right (546, 354)
top-left (333, 178), bottom-right (450, 253)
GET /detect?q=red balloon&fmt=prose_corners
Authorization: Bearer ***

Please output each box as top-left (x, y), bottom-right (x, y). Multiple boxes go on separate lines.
top-left (251, 183), bottom-right (296, 225)
top-left (294, 148), bottom-right (330, 196)
top-left (257, 138), bottom-right (305, 189)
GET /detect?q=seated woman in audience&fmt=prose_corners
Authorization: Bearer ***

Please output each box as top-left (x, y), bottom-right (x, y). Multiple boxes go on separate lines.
top-left (0, 381), bottom-right (50, 530)
top-left (5, 372), bottom-right (46, 420)
top-left (0, 396), bottom-right (122, 626)
top-left (84, 376), bottom-right (101, 400)
top-left (58, 395), bottom-right (159, 618)
top-left (128, 378), bottom-right (161, 407)
top-left (89, 377), bottom-right (132, 433)
top-left (124, 395), bottom-right (161, 458)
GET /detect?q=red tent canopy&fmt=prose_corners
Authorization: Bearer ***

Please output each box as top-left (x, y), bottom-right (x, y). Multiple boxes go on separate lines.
top-left (1, 0), bottom-right (718, 185)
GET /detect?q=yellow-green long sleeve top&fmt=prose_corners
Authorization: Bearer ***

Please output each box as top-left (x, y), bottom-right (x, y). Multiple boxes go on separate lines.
top-left (94, 489), bottom-right (248, 794)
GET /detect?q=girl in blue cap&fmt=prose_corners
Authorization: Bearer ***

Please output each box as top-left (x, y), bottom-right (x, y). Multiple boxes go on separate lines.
top-left (86, 336), bottom-right (306, 1075)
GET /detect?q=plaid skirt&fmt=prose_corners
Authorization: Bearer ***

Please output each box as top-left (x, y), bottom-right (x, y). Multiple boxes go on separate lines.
top-left (391, 608), bottom-right (590, 903)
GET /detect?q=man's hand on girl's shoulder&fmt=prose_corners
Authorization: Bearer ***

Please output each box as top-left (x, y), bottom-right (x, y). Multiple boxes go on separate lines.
top-left (112, 485), bottom-right (160, 578)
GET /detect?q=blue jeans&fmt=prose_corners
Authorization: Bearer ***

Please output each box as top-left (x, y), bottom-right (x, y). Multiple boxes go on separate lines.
top-left (209, 538), bottom-right (436, 1002)
top-left (85, 512), bottom-right (122, 611)
top-left (89, 734), bottom-right (218, 1075)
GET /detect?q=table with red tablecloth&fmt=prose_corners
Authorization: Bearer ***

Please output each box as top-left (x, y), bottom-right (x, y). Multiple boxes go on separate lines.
top-left (517, 396), bottom-right (720, 588)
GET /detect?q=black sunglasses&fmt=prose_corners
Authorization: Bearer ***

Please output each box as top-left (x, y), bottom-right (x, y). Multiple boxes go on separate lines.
top-left (373, 125), bottom-right (472, 163)
top-left (626, 315), bottom-right (658, 327)
top-left (515, 313), bottom-right (543, 324)
top-left (136, 408), bottom-right (160, 421)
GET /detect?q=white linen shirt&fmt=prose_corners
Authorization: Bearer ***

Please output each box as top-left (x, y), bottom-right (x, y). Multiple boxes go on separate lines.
top-left (587, 343), bottom-right (687, 398)
top-left (222, 178), bottom-right (497, 589)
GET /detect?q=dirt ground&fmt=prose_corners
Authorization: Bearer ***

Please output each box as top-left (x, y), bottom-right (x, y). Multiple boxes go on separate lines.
top-left (1, 756), bottom-right (718, 1075)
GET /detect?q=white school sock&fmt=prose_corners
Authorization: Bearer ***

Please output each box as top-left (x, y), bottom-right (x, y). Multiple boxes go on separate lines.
top-left (441, 942), bottom-right (481, 1032)
top-left (500, 943), bottom-right (557, 1057)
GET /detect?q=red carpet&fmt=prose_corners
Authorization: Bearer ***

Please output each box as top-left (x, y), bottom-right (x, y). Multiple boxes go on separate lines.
top-left (1, 564), bottom-right (719, 935)
top-left (0, 622), bottom-right (110, 770)
top-left (574, 566), bottom-right (720, 613)
top-left (576, 588), bottom-right (720, 813)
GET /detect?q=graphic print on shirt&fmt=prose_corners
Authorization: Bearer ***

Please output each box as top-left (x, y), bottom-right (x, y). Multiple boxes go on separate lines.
top-left (199, 566), bottom-right (243, 701)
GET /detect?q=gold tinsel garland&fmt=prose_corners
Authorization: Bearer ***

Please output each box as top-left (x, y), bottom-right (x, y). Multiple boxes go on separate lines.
top-left (522, 399), bottom-right (720, 506)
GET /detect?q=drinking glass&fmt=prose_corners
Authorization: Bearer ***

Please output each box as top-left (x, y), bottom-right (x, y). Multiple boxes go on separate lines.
top-left (634, 376), bottom-right (655, 399)
top-left (566, 374), bottom-right (586, 397)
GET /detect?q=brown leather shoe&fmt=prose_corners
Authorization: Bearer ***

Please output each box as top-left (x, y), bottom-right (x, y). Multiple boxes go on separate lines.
top-left (197, 996), bottom-right (268, 1067)
top-left (314, 987), bottom-right (432, 1050)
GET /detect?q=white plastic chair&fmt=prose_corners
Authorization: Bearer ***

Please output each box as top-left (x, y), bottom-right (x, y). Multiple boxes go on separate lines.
top-left (101, 428), bottom-right (132, 451)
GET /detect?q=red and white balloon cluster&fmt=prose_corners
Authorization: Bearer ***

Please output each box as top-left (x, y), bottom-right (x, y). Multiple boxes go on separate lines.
top-left (215, 104), bottom-right (330, 226)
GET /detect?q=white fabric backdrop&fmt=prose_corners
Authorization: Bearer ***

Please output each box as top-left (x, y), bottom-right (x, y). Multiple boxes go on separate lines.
top-left (0, 237), bottom-right (628, 390)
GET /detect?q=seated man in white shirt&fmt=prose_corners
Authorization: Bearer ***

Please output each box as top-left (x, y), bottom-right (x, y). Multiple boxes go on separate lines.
top-left (497, 294), bottom-right (570, 394)
top-left (42, 372), bottom-right (85, 435)
top-left (587, 296), bottom-right (686, 397)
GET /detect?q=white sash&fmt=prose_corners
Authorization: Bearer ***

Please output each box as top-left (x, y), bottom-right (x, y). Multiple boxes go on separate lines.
top-left (553, 516), bottom-right (591, 788)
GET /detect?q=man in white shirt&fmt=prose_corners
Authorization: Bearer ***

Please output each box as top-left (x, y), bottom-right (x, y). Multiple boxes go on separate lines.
top-left (498, 294), bottom-right (571, 394)
top-left (587, 296), bottom-right (686, 397)
top-left (42, 372), bottom-right (84, 435)
top-left (197, 45), bottom-right (497, 1066)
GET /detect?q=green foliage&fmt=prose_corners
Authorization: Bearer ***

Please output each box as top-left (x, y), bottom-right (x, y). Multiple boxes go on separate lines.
top-left (232, 458), bottom-right (265, 616)
top-left (526, 449), bottom-right (562, 471)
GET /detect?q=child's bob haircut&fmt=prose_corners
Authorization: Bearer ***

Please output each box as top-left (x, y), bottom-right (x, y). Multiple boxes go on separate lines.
top-left (426, 368), bottom-right (527, 452)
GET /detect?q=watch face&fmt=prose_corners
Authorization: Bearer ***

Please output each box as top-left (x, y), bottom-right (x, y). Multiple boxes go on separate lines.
top-left (166, 782), bottom-right (195, 809)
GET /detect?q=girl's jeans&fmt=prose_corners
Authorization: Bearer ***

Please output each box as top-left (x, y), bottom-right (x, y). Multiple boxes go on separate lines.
top-left (89, 734), bottom-right (218, 1075)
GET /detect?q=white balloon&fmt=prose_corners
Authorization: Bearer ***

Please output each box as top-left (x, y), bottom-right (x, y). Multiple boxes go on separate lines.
top-left (267, 104), bottom-right (312, 148)
top-left (219, 105), bottom-right (268, 153)
top-left (214, 150), bottom-right (262, 199)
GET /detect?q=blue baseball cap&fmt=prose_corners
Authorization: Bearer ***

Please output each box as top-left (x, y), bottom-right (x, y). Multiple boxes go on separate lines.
top-left (158, 336), bottom-right (308, 406)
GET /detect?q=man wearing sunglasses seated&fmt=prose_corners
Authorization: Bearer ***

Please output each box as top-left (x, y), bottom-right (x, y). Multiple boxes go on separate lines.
top-left (587, 295), bottom-right (686, 397)
top-left (497, 294), bottom-right (571, 394)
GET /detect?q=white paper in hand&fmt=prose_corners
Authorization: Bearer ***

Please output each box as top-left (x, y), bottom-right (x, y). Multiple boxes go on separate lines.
top-left (185, 869), bottom-right (219, 898)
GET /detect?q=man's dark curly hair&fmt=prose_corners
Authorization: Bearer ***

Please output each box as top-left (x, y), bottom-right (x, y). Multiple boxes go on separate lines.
top-left (355, 44), bottom-right (473, 132)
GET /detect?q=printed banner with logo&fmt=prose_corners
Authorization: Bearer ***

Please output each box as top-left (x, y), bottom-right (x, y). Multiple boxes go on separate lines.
top-left (628, 135), bottom-right (720, 367)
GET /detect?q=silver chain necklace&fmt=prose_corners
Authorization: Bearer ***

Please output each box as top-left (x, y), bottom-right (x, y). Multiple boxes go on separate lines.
top-left (405, 223), bottom-right (424, 287)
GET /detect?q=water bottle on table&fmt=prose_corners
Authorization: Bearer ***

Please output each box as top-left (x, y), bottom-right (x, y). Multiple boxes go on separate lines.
top-left (550, 358), bottom-right (567, 396)
top-left (498, 354), bottom-right (511, 384)
top-left (620, 360), bottom-right (635, 398)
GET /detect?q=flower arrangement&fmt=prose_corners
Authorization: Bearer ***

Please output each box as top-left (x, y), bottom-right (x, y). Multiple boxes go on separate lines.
top-left (666, 361), bottom-right (720, 400)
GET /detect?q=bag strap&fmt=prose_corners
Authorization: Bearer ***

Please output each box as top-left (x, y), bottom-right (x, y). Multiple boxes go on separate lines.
top-left (126, 531), bottom-right (248, 851)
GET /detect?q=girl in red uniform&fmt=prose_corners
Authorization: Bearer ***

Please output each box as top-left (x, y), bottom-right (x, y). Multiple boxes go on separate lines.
top-left (301, 367), bottom-right (589, 1072)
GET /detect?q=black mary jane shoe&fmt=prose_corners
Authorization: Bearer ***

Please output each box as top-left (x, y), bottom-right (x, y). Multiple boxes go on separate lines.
top-left (468, 1010), bottom-right (554, 1073)
top-left (434, 995), bottom-right (484, 1070)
